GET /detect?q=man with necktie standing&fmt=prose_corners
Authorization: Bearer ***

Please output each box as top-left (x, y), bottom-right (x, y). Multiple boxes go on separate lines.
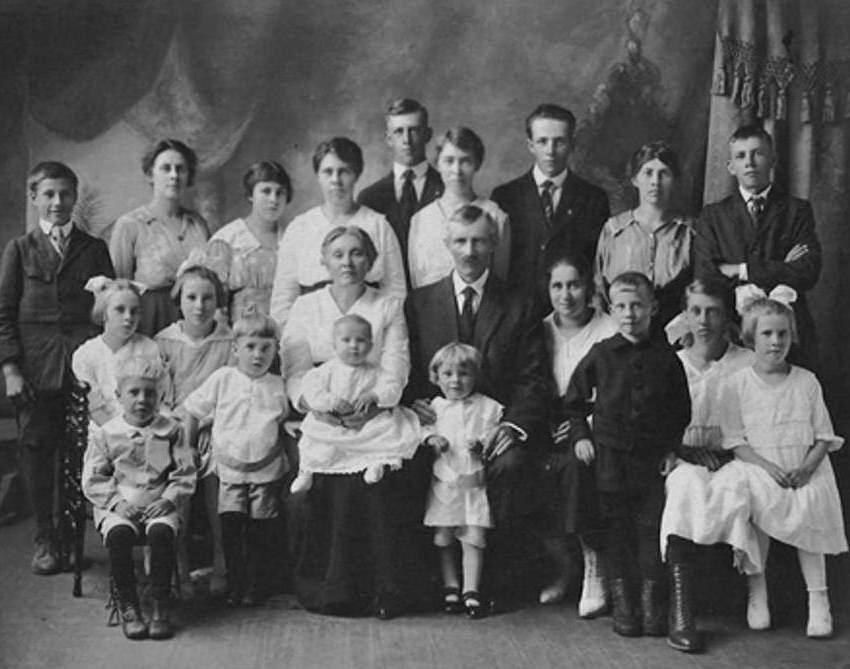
top-left (358, 98), bottom-right (443, 286)
top-left (0, 162), bottom-right (114, 575)
top-left (694, 124), bottom-right (821, 367)
top-left (491, 104), bottom-right (609, 307)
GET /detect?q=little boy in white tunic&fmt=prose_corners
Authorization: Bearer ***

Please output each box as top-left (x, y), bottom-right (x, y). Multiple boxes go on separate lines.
top-left (183, 310), bottom-right (288, 606)
top-left (423, 343), bottom-right (503, 619)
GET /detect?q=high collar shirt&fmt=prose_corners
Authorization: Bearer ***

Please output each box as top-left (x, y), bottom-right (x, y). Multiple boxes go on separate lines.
top-left (39, 218), bottom-right (73, 256)
top-left (393, 160), bottom-right (429, 201)
top-left (532, 165), bottom-right (569, 211)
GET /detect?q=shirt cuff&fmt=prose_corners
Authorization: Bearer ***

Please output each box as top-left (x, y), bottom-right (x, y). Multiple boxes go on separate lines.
top-left (739, 263), bottom-right (748, 281)
top-left (501, 421), bottom-right (528, 442)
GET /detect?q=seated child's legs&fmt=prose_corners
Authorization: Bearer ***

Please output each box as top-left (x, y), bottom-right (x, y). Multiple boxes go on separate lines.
top-left (146, 522), bottom-right (176, 600)
top-left (105, 524), bottom-right (138, 591)
top-left (798, 548), bottom-right (832, 638)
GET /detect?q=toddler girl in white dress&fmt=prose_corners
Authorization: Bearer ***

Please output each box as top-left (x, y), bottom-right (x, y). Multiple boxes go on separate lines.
top-left (423, 342), bottom-right (503, 619)
top-left (290, 314), bottom-right (420, 492)
top-left (722, 290), bottom-right (847, 638)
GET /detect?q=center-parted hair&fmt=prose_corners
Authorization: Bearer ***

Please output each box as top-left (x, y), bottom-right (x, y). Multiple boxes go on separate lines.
top-left (428, 342), bottom-right (482, 388)
top-left (171, 265), bottom-right (227, 310)
top-left (682, 277), bottom-right (735, 318)
top-left (608, 271), bottom-right (655, 300)
top-left (435, 126), bottom-right (485, 169)
top-left (312, 137), bottom-right (364, 177)
top-left (541, 250), bottom-right (595, 301)
top-left (320, 225), bottom-right (379, 271)
top-left (740, 298), bottom-right (798, 347)
top-left (141, 138), bottom-right (198, 187)
top-left (628, 140), bottom-right (681, 180)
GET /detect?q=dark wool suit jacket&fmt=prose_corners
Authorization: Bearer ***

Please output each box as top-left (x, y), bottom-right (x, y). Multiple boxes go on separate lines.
top-left (0, 226), bottom-right (115, 391)
top-left (404, 273), bottom-right (550, 441)
top-left (491, 170), bottom-right (609, 296)
top-left (694, 186), bottom-right (821, 363)
top-left (357, 166), bottom-right (443, 275)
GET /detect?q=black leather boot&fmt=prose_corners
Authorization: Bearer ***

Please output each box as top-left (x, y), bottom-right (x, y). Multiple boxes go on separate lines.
top-left (610, 578), bottom-right (642, 637)
top-left (641, 579), bottom-right (668, 636)
top-left (109, 580), bottom-right (148, 640)
top-left (149, 598), bottom-right (174, 640)
top-left (667, 564), bottom-right (703, 653)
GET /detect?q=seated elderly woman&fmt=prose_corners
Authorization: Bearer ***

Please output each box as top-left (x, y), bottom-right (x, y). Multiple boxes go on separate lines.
top-left (110, 138), bottom-right (210, 336)
top-left (270, 137), bottom-right (406, 327)
top-left (281, 225), bottom-right (426, 618)
top-left (207, 160), bottom-right (292, 321)
top-left (595, 141), bottom-right (692, 329)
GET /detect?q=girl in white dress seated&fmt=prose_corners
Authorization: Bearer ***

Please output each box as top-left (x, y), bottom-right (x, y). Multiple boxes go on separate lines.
top-left (723, 289), bottom-right (847, 638)
top-left (73, 277), bottom-right (166, 428)
top-left (290, 314), bottom-right (420, 492)
top-left (423, 343), bottom-right (503, 620)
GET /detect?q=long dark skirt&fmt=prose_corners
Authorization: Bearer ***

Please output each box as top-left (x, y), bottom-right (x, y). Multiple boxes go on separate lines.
top-left (288, 445), bottom-right (434, 615)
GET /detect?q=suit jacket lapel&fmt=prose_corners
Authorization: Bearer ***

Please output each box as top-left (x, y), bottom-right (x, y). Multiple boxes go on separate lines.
top-left (756, 186), bottom-right (787, 239)
top-left (473, 275), bottom-right (505, 352)
top-left (435, 276), bottom-right (459, 341)
top-left (550, 172), bottom-right (580, 237)
top-left (730, 191), bottom-right (757, 250)
top-left (29, 229), bottom-right (61, 273)
top-left (421, 166), bottom-right (443, 205)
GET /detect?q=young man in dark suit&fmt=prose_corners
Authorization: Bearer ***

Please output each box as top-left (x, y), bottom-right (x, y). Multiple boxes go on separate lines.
top-left (491, 104), bottom-right (609, 304)
top-left (405, 204), bottom-right (549, 609)
top-left (357, 98), bottom-right (443, 283)
top-left (0, 162), bottom-right (115, 574)
top-left (694, 124), bottom-right (821, 367)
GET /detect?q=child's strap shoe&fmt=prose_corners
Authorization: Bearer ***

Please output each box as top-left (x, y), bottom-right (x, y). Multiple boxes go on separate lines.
top-left (463, 591), bottom-right (487, 619)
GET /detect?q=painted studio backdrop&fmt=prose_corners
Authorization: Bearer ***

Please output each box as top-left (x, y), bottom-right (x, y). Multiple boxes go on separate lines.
top-left (0, 0), bottom-right (849, 427)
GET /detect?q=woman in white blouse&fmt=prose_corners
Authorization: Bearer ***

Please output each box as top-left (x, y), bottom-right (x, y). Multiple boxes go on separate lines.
top-left (407, 127), bottom-right (510, 288)
top-left (269, 137), bottom-right (406, 327)
top-left (281, 225), bottom-right (414, 618)
top-left (539, 251), bottom-right (617, 617)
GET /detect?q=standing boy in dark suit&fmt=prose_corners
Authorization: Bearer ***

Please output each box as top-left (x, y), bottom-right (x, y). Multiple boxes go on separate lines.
top-left (491, 104), bottom-right (609, 302)
top-left (358, 98), bottom-right (443, 283)
top-left (405, 204), bottom-right (549, 608)
top-left (694, 124), bottom-right (821, 367)
top-left (0, 162), bottom-right (115, 574)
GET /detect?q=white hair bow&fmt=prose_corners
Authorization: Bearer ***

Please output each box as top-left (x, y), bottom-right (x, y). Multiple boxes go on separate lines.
top-left (735, 283), bottom-right (797, 316)
top-left (84, 275), bottom-right (147, 295)
top-left (175, 246), bottom-right (229, 282)
top-left (664, 311), bottom-right (690, 346)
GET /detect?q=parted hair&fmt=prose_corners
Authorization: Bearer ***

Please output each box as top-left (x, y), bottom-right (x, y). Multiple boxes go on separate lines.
top-left (320, 225), bottom-right (379, 271)
top-left (27, 161), bottom-right (78, 195)
top-left (428, 342), bottom-right (482, 387)
top-left (435, 126), bottom-right (485, 168)
top-left (445, 204), bottom-right (499, 245)
top-left (171, 265), bottom-right (227, 310)
top-left (142, 138), bottom-right (198, 187)
top-left (525, 104), bottom-right (576, 139)
top-left (91, 279), bottom-right (143, 326)
top-left (628, 140), bottom-right (681, 179)
top-left (242, 160), bottom-right (292, 202)
top-left (386, 98), bottom-right (429, 126)
top-left (608, 271), bottom-right (655, 300)
top-left (312, 137), bottom-right (364, 176)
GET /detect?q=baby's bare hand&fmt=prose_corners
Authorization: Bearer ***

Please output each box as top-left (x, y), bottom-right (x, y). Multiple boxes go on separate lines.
top-left (427, 435), bottom-right (450, 453)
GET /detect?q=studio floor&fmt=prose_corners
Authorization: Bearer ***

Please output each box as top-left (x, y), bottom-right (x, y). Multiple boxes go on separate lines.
top-left (1, 520), bottom-right (849, 669)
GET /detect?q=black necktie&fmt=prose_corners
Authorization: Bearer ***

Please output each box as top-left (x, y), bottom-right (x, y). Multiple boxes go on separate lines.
top-left (748, 196), bottom-right (765, 226)
top-left (399, 169), bottom-right (417, 232)
top-left (540, 180), bottom-right (555, 227)
top-left (458, 286), bottom-right (476, 344)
